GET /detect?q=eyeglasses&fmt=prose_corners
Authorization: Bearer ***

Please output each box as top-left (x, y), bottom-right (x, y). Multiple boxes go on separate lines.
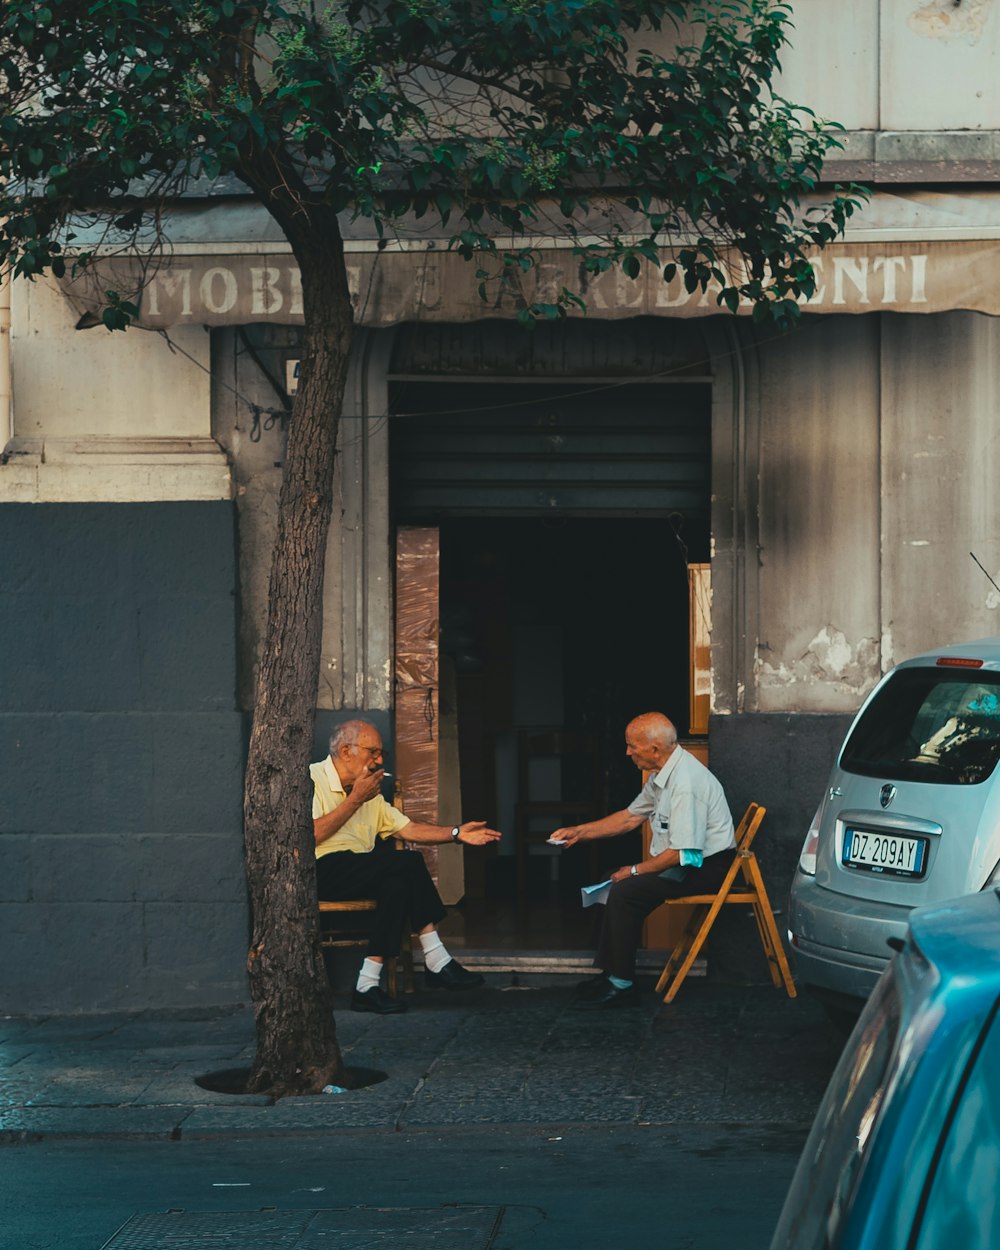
top-left (353, 744), bottom-right (383, 757)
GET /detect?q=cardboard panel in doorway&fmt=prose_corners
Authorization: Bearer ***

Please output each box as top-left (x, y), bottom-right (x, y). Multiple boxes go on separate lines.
top-left (689, 563), bottom-right (711, 737)
top-left (395, 527), bottom-right (440, 879)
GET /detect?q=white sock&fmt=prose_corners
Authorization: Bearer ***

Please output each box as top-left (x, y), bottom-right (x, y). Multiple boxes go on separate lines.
top-left (419, 932), bottom-right (451, 974)
top-left (356, 958), bottom-right (383, 993)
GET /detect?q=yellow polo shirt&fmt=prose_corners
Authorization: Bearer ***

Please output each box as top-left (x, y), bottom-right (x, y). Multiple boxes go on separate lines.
top-left (311, 755), bottom-right (411, 858)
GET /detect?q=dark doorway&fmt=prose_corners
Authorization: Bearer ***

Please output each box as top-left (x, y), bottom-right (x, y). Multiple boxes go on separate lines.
top-left (437, 515), bottom-right (702, 949)
top-left (388, 362), bottom-right (712, 951)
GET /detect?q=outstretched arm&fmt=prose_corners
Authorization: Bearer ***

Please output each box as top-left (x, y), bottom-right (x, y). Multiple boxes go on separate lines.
top-left (396, 819), bottom-right (502, 846)
top-left (550, 808), bottom-right (643, 847)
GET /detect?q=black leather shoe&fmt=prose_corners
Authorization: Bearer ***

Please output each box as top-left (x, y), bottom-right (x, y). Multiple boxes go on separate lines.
top-left (575, 973), bottom-right (611, 998)
top-left (351, 986), bottom-right (407, 1015)
top-left (572, 981), bottom-right (640, 1010)
top-left (424, 959), bottom-right (485, 991)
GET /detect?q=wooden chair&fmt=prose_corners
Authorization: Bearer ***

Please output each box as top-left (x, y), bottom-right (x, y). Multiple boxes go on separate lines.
top-left (513, 728), bottom-right (601, 898)
top-left (318, 787), bottom-right (416, 995)
top-left (653, 802), bottom-right (796, 1005)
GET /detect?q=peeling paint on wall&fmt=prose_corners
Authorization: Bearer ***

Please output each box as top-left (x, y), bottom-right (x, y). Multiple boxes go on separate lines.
top-left (756, 627), bottom-right (881, 697)
top-left (910, 0), bottom-right (994, 44)
top-left (882, 629), bottom-right (895, 674)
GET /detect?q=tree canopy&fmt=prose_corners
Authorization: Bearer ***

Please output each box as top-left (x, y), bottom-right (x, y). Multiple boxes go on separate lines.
top-left (1, 0), bottom-right (861, 326)
top-left (0, 0), bottom-right (863, 1096)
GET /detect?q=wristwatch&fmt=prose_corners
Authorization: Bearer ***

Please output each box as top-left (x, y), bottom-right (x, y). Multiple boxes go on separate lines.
top-left (451, 826), bottom-right (461, 841)
top-left (630, 864), bottom-right (638, 877)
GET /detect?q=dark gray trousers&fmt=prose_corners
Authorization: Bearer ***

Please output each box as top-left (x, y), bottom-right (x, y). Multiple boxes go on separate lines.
top-left (315, 839), bottom-right (447, 958)
top-left (594, 847), bottom-right (738, 980)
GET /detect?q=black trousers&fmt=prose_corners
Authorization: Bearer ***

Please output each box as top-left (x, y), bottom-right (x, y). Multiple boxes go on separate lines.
top-left (315, 839), bottom-right (447, 958)
top-left (594, 847), bottom-right (738, 980)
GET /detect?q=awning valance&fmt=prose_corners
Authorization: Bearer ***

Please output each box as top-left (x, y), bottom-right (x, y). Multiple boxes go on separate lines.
top-left (60, 237), bottom-right (1000, 329)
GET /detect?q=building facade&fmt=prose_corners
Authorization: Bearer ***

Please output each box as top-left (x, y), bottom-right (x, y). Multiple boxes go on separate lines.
top-left (3, 1), bottom-right (1000, 1010)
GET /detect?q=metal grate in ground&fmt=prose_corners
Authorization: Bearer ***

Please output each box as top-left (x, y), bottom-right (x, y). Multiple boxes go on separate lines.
top-left (100, 1206), bottom-right (504, 1249)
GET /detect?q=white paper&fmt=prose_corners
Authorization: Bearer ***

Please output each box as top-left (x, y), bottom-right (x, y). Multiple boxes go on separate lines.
top-left (581, 880), bottom-right (612, 908)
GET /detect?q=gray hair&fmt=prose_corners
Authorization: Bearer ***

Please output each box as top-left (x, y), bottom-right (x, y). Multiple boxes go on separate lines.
top-left (628, 712), bottom-right (677, 749)
top-left (329, 719), bottom-right (376, 754)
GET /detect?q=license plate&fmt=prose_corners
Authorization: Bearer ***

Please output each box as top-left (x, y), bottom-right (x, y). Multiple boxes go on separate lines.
top-left (842, 828), bottom-right (928, 877)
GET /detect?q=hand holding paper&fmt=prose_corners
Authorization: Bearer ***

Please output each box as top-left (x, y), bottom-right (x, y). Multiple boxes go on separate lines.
top-left (549, 825), bottom-right (583, 847)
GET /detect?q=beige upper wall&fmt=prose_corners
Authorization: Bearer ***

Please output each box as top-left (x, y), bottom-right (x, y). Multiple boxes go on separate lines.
top-left (2, 275), bottom-right (229, 503)
top-left (11, 276), bottom-right (211, 441)
top-left (779, 0), bottom-right (1000, 132)
top-left (647, 1), bottom-right (999, 133)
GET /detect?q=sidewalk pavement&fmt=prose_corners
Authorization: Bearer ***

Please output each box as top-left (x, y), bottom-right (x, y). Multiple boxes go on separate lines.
top-left (0, 977), bottom-right (845, 1142)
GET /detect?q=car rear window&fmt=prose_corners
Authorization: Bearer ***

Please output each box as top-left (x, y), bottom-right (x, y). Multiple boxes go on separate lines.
top-left (842, 668), bottom-right (1000, 785)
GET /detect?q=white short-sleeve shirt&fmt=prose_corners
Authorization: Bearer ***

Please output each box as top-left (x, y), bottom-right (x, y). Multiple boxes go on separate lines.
top-left (627, 747), bottom-right (735, 858)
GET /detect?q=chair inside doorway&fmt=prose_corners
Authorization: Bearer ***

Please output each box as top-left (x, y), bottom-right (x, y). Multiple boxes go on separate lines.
top-left (514, 728), bottom-right (601, 900)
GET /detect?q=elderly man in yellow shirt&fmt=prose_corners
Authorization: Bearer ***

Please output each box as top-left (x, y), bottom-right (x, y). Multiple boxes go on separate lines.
top-left (313, 719), bottom-right (501, 1014)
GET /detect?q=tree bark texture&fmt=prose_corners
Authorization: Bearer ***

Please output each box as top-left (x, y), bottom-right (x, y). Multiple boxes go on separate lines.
top-left (242, 205), bottom-right (355, 1097)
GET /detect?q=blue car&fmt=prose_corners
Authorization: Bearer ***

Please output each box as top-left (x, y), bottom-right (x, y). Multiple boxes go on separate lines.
top-left (771, 887), bottom-right (1000, 1250)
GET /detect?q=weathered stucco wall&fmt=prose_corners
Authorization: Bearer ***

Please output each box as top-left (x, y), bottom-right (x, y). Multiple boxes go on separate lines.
top-left (881, 310), bottom-right (1000, 663)
top-left (746, 309), bottom-right (1000, 719)
top-left (753, 316), bottom-right (882, 713)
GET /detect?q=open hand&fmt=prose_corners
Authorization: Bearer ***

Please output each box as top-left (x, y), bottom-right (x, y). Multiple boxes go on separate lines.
top-left (458, 821), bottom-right (502, 846)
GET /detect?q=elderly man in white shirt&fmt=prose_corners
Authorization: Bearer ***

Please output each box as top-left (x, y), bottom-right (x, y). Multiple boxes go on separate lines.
top-left (551, 711), bottom-right (736, 1009)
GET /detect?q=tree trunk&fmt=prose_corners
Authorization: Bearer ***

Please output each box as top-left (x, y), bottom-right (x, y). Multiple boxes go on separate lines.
top-left (242, 212), bottom-right (355, 1097)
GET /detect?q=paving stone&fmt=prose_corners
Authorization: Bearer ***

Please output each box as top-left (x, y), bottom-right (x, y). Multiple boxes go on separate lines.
top-left (0, 1105), bottom-right (187, 1139)
top-left (103, 1204), bottom-right (503, 1249)
top-left (25, 1069), bottom-right (156, 1107)
top-left (180, 1092), bottom-right (406, 1135)
top-left (0, 987), bottom-right (846, 1140)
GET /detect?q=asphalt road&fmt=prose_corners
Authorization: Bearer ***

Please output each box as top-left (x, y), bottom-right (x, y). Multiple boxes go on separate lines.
top-left (1, 1122), bottom-right (807, 1250)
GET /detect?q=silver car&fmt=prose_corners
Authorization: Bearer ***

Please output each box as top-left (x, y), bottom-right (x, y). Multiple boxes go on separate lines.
top-left (789, 634), bottom-right (1000, 1016)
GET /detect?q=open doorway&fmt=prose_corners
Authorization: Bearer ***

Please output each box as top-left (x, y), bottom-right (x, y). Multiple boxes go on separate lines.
top-left (437, 515), bottom-right (702, 949)
top-left (388, 352), bottom-right (712, 951)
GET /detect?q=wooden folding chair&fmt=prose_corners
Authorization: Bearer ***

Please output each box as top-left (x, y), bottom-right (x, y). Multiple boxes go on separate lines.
top-left (653, 802), bottom-right (796, 1005)
top-left (318, 785), bottom-right (416, 995)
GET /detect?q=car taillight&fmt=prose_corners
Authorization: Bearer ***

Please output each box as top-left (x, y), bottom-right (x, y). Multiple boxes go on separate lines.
top-left (798, 803), bottom-right (823, 875)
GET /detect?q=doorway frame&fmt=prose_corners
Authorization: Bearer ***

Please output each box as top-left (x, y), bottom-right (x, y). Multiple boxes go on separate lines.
top-left (326, 319), bottom-right (760, 725)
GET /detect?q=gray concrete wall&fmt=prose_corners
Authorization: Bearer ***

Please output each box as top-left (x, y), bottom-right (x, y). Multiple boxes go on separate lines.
top-left (0, 502), bottom-right (248, 1013)
top-left (709, 711), bottom-right (854, 982)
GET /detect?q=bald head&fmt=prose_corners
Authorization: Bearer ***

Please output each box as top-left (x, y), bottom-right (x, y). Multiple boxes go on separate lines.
top-left (329, 719), bottom-right (384, 786)
top-left (625, 713), bottom-right (678, 772)
top-left (628, 713), bottom-right (677, 749)
top-left (329, 719), bottom-right (377, 755)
